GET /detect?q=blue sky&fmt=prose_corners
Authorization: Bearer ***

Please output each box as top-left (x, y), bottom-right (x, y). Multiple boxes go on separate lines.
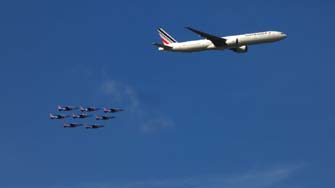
top-left (0, 0), bottom-right (334, 187)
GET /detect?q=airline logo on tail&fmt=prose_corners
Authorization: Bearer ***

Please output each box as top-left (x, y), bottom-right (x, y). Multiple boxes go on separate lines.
top-left (157, 28), bottom-right (177, 45)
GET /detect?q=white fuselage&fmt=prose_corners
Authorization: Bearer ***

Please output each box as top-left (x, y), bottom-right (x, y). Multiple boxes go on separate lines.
top-left (159, 31), bottom-right (287, 52)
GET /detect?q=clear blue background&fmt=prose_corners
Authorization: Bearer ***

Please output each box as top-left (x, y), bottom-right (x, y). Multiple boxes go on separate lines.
top-left (0, 0), bottom-right (334, 187)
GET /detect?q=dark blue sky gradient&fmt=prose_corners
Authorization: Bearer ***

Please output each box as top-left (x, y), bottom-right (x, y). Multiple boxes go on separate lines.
top-left (0, 0), bottom-right (334, 187)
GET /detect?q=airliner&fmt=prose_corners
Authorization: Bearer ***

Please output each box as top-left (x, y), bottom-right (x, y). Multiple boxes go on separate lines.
top-left (153, 27), bottom-right (287, 53)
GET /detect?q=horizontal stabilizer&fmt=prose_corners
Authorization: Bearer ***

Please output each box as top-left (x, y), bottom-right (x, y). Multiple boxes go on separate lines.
top-left (152, 42), bottom-right (173, 49)
top-left (186, 27), bottom-right (227, 47)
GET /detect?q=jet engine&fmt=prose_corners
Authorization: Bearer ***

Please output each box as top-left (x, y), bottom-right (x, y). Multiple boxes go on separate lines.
top-left (232, 45), bottom-right (248, 53)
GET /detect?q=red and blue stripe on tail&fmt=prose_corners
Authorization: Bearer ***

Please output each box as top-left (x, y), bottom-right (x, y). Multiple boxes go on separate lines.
top-left (157, 28), bottom-right (177, 45)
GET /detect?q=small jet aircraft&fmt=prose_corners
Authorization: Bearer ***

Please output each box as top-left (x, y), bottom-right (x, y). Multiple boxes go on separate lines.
top-left (80, 106), bottom-right (100, 112)
top-left (96, 115), bottom-right (115, 120)
top-left (63, 123), bottom-right (83, 128)
top-left (57, 105), bottom-right (78, 111)
top-left (85, 124), bottom-right (104, 129)
top-left (153, 27), bottom-right (287, 53)
top-left (49, 113), bottom-right (69, 119)
top-left (72, 113), bottom-right (90, 119)
top-left (103, 107), bottom-right (124, 113)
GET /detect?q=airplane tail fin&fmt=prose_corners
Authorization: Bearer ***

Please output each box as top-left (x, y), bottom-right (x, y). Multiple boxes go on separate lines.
top-left (157, 28), bottom-right (177, 45)
top-left (49, 113), bottom-right (54, 118)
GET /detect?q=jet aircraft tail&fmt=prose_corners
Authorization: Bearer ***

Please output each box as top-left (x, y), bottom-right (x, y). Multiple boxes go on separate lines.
top-left (157, 28), bottom-right (177, 45)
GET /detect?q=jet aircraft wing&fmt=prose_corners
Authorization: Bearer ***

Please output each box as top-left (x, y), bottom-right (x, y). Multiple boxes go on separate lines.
top-left (186, 27), bottom-right (227, 47)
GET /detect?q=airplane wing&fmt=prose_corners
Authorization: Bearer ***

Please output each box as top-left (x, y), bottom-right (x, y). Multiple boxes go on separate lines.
top-left (152, 42), bottom-right (173, 49)
top-left (186, 27), bottom-right (227, 47)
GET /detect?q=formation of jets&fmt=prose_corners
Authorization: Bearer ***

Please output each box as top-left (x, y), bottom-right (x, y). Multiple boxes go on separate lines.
top-left (153, 27), bottom-right (287, 53)
top-left (50, 105), bottom-right (124, 129)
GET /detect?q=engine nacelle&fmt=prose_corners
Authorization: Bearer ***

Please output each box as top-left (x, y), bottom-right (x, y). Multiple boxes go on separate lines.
top-left (232, 45), bottom-right (248, 53)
